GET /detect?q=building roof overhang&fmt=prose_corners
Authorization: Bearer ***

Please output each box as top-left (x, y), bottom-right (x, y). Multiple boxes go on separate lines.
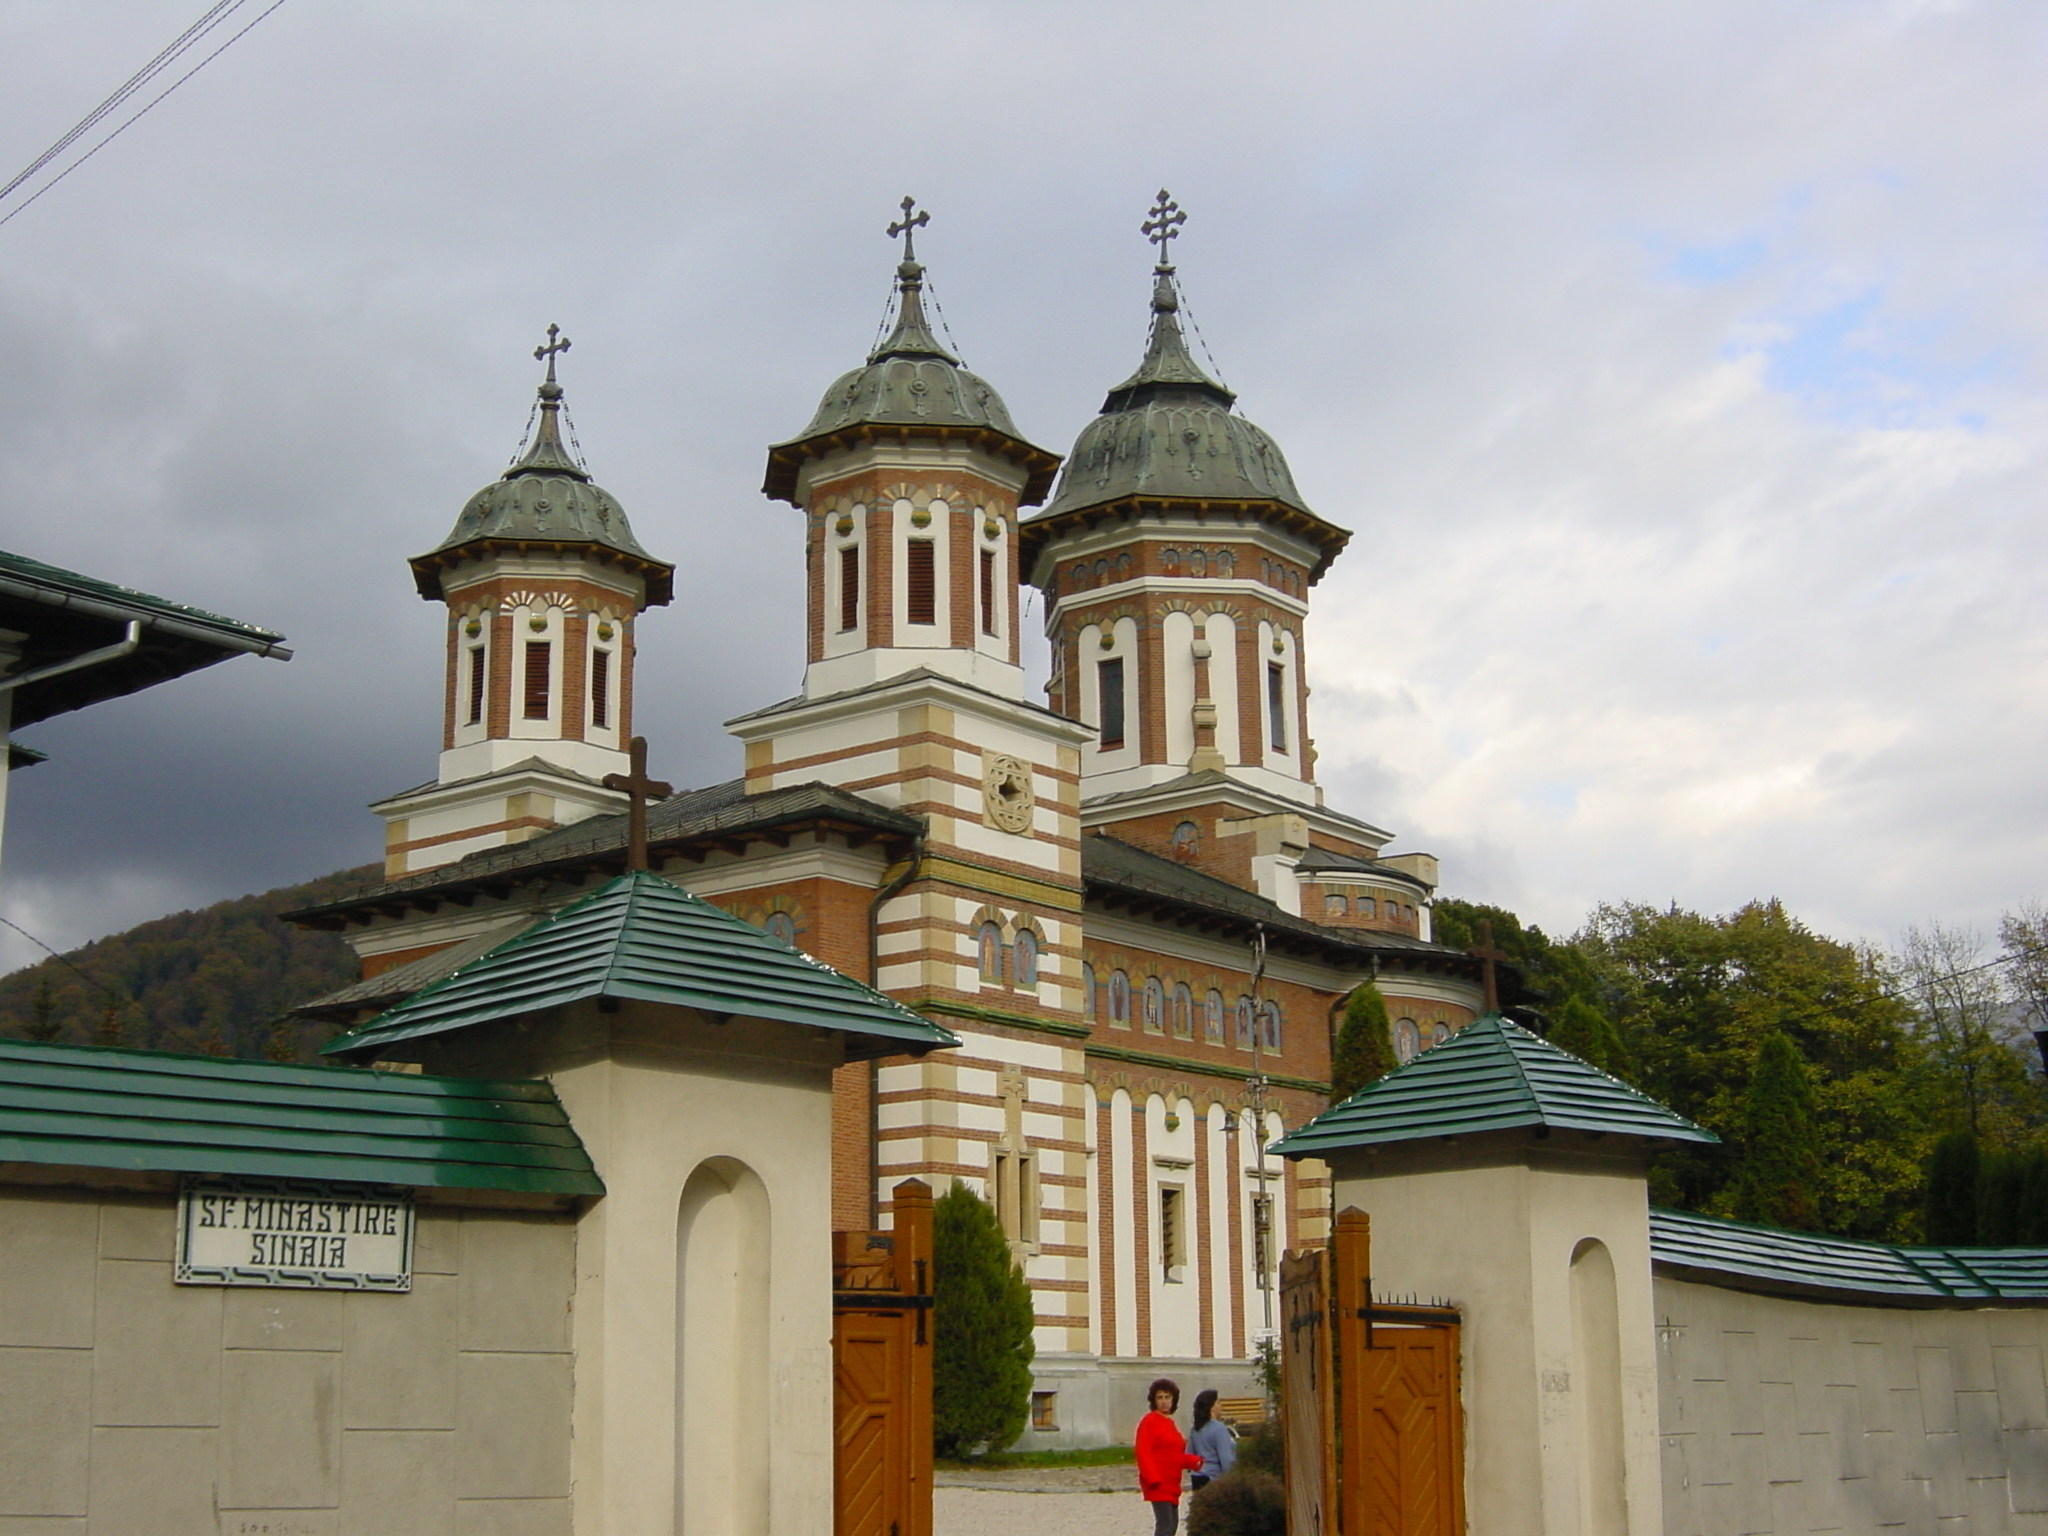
top-left (1019, 493), bottom-right (1353, 585)
top-left (408, 537), bottom-right (676, 607)
top-left (762, 420), bottom-right (1061, 508)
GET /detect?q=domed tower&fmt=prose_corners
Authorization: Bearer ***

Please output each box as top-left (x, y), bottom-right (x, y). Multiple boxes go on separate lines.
top-left (374, 330), bottom-right (674, 878)
top-left (760, 200), bottom-right (1060, 702)
top-left (1021, 193), bottom-right (1351, 808)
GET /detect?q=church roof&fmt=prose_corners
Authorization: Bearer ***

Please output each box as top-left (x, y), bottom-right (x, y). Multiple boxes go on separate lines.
top-left (1021, 242), bottom-right (1351, 578)
top-left (323, 869), bottom-right (959, 1062)
top-left (0, 1037), bottom-right (601, 1196)
top-left (411, 345), bottom-right (673, 605)
top-left (763, 223), bottom-right (1059, 505)
top-left (1272, 1012), bottom-right (1716, 1157)
top-left (0, 547), bottom-right (288, 728)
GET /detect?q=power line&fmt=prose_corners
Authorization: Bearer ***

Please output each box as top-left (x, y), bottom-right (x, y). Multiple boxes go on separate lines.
top-left (0, 0), bottom-right (291, 232)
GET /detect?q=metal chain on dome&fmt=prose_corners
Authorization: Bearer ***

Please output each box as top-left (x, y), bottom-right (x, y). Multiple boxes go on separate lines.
top-left (560, 402), bottom-right (590, 471)
top-left (920, 270), bottom-right (968, 366)
top-left (508, 395), bottom-right (541, 468)
top-left (1169, 270), bottom-right (1233, 401)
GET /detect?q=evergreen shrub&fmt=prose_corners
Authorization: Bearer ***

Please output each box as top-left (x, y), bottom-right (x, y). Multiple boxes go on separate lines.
top-left (1330, 983), bottom-right (1394, 1103)
top-left (931, 1181), bottom-right (1035, 1458)
top-left (1187, 1470), bottom-right (1287, 1536)
top-left (1923, 1133), bottom-right (1981, 1246)
top-left (1234, 1421), bottom-right (1282, 1477)
top-left (1728, 1030), bottom-right (1822, 1230)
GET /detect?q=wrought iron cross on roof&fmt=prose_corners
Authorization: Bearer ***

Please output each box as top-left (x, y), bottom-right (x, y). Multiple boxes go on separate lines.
top-left (887, 196), bottom-right (930, 264)
top-left (534, 324), bottom-right (571, 384)
top-left (1468, 919), bottom-right (1511, 1015)
top-left (603, 736), bottom-right (672, 873)
top-left (1142, 189), bottom-right (1186, 266)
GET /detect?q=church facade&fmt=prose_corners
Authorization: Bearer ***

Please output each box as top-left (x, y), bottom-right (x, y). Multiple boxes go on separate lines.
top-left (287, 198), bottom-right (1493, 1444)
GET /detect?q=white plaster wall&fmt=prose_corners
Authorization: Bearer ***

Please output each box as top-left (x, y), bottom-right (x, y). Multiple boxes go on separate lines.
top-left (1148, 1094), bottom-right (1201, 1359)
top-left (1162, 609), bottom-right (1197, 768)
top-left (1656, 1277), bottom-right (2048, 1536)
top-left (1109, 1087), bottom-right (1136, 1357)
top-left (1205, 611), bottom-right (1241, 769)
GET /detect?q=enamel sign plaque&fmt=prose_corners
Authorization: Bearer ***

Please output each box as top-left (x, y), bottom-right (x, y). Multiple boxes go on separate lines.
top-left (177, 1175), bottom-right (414, 1290)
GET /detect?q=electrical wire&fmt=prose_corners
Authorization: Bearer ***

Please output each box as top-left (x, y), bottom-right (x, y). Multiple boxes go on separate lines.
top-left (0, 0), bottom-right (291, 232)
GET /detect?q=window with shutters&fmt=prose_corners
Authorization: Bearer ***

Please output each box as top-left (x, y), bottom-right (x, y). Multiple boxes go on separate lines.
top-left (465, 646), bottom-right (486, 727)
top-left (1267, 661), bottom-right (1288, 751)
top-left (979, 548), bottom-right (996, 636)
top-left (523, 642), bottom-right (551, 720)
top-left (1097, 657), bottom-right (1125, 749)
top-left (838, 546), bottom-right (859, 632)
top-left (589, 647), bottom-right (611, 729)
top-left (905, 538), bottom-right (936, 625)
top-left (1160, 1186), bottom-right (1186, 1279)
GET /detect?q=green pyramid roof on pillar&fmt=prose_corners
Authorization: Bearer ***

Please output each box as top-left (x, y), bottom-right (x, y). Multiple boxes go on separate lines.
top-left (323, 871), bottom-right (959, 1062)
top-left (1271, 1012), bottom-right (1716, 1157)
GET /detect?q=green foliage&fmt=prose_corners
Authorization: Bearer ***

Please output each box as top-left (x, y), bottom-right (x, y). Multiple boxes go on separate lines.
top-left (2019, 1151), bottom-right (2048, 1245)
top-left (931, 1181), bottom-right (1035, 1458)
top-left (1572, 899), bottom-right (1929, 1241)
top-left (1250, 1334), bottom-right (1282, 1411)
top-left (1978, 1149), bottom-right (2029, 1246)
top-left (0, 866), bottom-right (374, 1061)
top-left (1728, 1032), bottom-right (1822, 1230)
top-left (1234, 1421), bottom-right (1282, 1477)
top-left (1433, 899), bottom-right (1606, 1014)
top-left (1187, 1470), bottom-right (1287, 1536)
top-left (1923, 1133), bottom-right (1981, 1246)
top-left (1548, 993), bottom-right (1628, 1076)
top-left (1330, 982), bottom-right (1394, 1103)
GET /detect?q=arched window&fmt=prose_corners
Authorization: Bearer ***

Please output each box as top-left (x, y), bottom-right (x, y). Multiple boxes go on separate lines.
top-left (1324, 891), bottom-right (1349, 917)
top-left (1205, 989), bottom-right (1226, 1044)
top-left (1235, 996), bottom-right (1256, 1048)
top-left (1115, 552), bottom-right (1133, 580)
top-left (1109, 970), bottom-right (1132, 1028)
top-left (1013, 929), bottom-right (1040, 989)
top-left (1093, 558), bottom-right (1109, 584)
top-left (763, 912), bottom-right (797, 946)
top-left (1142, 977), bottom-right (1165, 1034)
top-left (1072, 563), bottom-right (1089, 590)
top-left (1083, 962), bottom-right (1098, 1022)
top-left (1216, 550), bottom-right (1235, 576)
top-left (1430, 1020), bottom-right (1451, 1050)
top-left (1394, 1018), bottom-right (1421, 1062)
top-left (1162, 548), bottom-right (1180, 572)
top-left (1189, 549), bottom-right (1207, 577)
top-left (1171, 821), bottom-right (1199, 862)
top-left (1172, 983), bottom-right (1194, 1040)
top-left (978, 922), bottom-right (1004, 984)
top-left (1262, 1000), bottom-right (1283, 1052)
top-left (1361, 896), bottom-right (1378, 918)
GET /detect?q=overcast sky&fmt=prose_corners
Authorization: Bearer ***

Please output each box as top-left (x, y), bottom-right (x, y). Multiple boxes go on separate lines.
top-left (0, 0), bottom-right (2042, 972)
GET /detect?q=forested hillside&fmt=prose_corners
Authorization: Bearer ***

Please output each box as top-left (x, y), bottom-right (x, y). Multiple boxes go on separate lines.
top-left (0, 866), bottom-right (375, 1061)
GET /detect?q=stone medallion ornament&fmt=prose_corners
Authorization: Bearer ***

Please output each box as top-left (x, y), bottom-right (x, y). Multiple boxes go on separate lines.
top-left (982, 753), bottom-right (1035, 835)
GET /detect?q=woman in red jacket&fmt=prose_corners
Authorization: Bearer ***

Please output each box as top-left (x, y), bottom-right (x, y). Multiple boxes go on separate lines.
top-left (1135, 1377), bottom-right (1204, 1536)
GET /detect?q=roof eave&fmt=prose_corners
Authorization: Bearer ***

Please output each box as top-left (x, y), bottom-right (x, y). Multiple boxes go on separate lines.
top-left (763, 421), bottom-right (1062, 507)
top-left (1019, 494), bottom-right (1353, 581)
top-left (408, 539), bottom-right (677, 607)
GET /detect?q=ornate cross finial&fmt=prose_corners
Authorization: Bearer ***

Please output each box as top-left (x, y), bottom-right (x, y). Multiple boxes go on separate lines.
top-left (887, 195), bottom-right (930, 265)
top-left (534, 324), bottom-right (571, 385)
top-left (1469, 919), bottom-right (1511, 1015)
top-left (602, 736), bottom-right (673, 873)
top-left (1142, 189), bottom-right (1187, 268)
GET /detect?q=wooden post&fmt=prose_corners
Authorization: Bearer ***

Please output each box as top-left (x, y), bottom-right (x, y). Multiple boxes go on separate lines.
top-left (893, 1178), bottom-right (935, 1536)
top-left (1329, 1207), bottom-right (1372, 1536)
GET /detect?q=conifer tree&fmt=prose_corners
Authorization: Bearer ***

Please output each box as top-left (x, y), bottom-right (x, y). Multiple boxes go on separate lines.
top-left (1728, 1030), bottom-right (1822, 1230)
top-left (1547, 994), bottom-right (1630, 1078)
top-left (2015, 1149), bottom-right (2048, 1246)
top-left (932, 1180), bottom-right (1035, 1458)
top-left (1977, 1150), bottom-right (2027, 1246)
top-left (1330, 982), bottom-right (1395, 1103)
top-left (1923, 1132), bottom-right (1981, 1246)
top-left (25, 979), bottom-right (59, 1043)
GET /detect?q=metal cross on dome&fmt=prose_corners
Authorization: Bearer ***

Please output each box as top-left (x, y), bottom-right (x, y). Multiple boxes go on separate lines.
top-left (887, 196), bottom-right (930, 264)
top-left (1468, 919), bottom-right (1511, 1015)
top-left (534, 324), bottom-right (571, 385)
top-left (602, 736), bottom-right (673, 873)
top-left (1142, 189), bottom-right (1187, 266)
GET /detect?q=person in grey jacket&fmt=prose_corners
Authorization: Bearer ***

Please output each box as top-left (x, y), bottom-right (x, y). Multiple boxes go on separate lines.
top-left (1185, 1390), bottom-right (1237, 1490)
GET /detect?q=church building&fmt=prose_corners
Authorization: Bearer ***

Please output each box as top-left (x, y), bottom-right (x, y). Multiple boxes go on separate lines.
top-left (285, 196), bottom-right (1497, 1444)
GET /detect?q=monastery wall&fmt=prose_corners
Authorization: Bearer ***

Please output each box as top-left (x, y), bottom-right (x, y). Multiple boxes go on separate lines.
top-left (1656, 1277), bottom-right (2048, 1536)
top-left (0, 1180), bottom-right (577, 1536)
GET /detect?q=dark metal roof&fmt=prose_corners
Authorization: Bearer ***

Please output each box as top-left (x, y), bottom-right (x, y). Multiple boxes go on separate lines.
top-left (1082, 834), bottom-right (1468, 965)
top-left (0, 1038), bottom-right (601, 1196)
top-left (325, 870), bottom-right (959, 1062)
top-left (0, 548), bottom-right (288, 728)
top-left (1650, 1206), bottom-right (2048, 1307)
top-left (1272, 1012), bottom-right (1715, 1157)
top-left (290, 921), bottom-right (532, 1023)
top-left (284, 777), bottom-right (923, 927)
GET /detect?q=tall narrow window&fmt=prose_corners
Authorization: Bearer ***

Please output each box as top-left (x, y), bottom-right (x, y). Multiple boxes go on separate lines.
top-left (838, 546), bottom-right (860, 632)
top-left (906, 538), bottom-right (936, 625)
top-left (979, 548), bottom-right (997, 636)
top-left (523, 641), bottom-right (551, 720)
top-left (1098, 657), bottom-right (1126, 749)
top-left (1267, 661), bottom-right (1288, 751)
top-left (589, 648), bottom-right (611, 729)
top-left (1160, 1186), bottom-right (1185, 1278)
top-left (465, 646), bottom-right (486, 727)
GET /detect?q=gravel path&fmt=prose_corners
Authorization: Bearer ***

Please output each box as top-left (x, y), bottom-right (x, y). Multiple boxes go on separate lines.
top-left (935, 1465), bottom-right (1157, 1536)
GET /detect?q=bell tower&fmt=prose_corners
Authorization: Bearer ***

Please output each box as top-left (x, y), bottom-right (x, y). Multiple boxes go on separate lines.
top-left (375, 329), bottom-right (675, 878)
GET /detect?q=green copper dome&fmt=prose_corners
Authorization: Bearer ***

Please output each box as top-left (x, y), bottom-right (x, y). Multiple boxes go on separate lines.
top-left (413, 355), bottom-right (672, 605)
top-left (1038, 268), bottom-right (1311, 519)
top-left (764, 218), bottom-right (1058, 505)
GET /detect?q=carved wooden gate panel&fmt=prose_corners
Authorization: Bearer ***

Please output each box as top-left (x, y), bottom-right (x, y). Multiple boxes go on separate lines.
top-left (1284, 1208), bottom-right (1464, 1536)
top-left (833, 1179), bottom-right (934, 1536)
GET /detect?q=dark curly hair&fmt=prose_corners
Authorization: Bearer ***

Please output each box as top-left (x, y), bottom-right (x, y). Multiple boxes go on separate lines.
top-left (1147, 1377), bottom-right (1181, 1412)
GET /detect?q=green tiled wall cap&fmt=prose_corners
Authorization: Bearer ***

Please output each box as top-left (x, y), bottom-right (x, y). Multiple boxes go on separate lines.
top-left (1271, 1012), bottom-right (1715, 1158)
top-left (325, 870), bottom-right (960, 1060)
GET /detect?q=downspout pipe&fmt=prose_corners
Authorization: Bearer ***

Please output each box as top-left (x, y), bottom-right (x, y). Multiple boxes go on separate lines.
top-left (0, 621), bottom-right (143, 696)
top-left (864, 821), bottom-right (927, 1227)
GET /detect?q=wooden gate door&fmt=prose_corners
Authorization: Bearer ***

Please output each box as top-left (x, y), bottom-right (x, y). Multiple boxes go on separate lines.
top-left (833, 1179), bottom-right (934, 1536)
top-left (1280, 1245), bottom-right (1336, 1536)
top-left (1298, 1208), bottom-right (1464, 1536)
